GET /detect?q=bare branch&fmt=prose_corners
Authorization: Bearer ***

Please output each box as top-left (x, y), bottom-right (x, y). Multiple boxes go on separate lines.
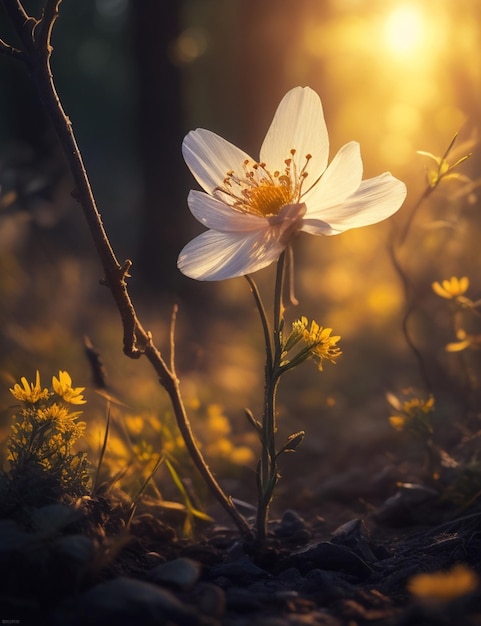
top-left (35, 0), bottom-right (61, 52)
top-left (0, 38), bottom-right (26, 61)
top-left (1, 0), bottom-right (37, 52)
top-left (169, 304), bottom-right (179, 375)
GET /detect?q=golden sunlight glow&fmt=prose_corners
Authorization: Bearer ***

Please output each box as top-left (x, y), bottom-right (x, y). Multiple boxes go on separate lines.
top-left (382, 5), bottom-right (425, 56)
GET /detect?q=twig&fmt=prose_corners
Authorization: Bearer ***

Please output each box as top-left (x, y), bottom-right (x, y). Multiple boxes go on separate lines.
top-left (388, 236), bottom-right (432, 391)
top-left (169, 304), bottom-right (178, 375)
top-left (0, 38), bottom-right (26, 60)
top-left (35, 0), bottom-right (60, 50)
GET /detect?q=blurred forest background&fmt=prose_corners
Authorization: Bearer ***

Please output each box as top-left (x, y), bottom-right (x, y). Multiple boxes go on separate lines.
top-left (1, 0), bottom-right (481, 508)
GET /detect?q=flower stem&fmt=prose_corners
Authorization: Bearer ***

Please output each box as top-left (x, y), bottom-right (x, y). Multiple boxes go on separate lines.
top-left (245, 274), bottom-right (273, 370)
top-left (254, 252), bottom-right (286, 544)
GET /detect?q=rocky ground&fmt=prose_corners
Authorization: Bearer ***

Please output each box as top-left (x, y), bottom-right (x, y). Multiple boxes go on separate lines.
top-left (2, 478), bottom-right (481, 626)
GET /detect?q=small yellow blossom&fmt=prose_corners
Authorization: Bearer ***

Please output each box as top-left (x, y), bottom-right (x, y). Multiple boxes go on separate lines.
top-left (9, 370), bottom-right (49, 404)
top-left (206, 404), bottom-right (231, 437)
top-left (446, 328), bottom-right (481, 353)
top-left (125, 414), bottom-right (145, 436)
top-left (37, 403), bottom-right (85, 433)
top-left (408, 564), bottom-right (478, 601)
top-left (432, 276), bottom-right (470, 301)
top-left (52, 370), bottom-right (86, 404)
top-left (388, 392), bottom-right (435, 435)
top-left (293, 316), bottom-right (342, 370)
top-left (230, 446), bottom-right (255, 465)
top-left (403, 395), bottom-right (435, 418)
top-left (133, 440), bottom-right (155, 463)
top-left (389, 416), bottom-right (406, 431)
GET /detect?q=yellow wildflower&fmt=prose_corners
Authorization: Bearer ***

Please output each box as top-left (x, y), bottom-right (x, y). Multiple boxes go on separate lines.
top-left (432, 276), bottom-right (470, 301)
top-left (387, 392), bottom-right (434, 436)
top-left (446, 328), bottom-right (481, 353)
top-left (297, 317), bottom-right (342, 370)
top-left (408, 564), bottom-right (478, 601)
top-left (37, 402), bottom-right (83, 424)
top-left (9, 370), bottom-right (49, 404)
top-left (402, 395), bottom-right (435, 418)
top-left (52, 370), bottom-right (86, 404)
top-left (206, 404), bottom-right (231, 437)
top-left (389, 416), bottom-right (406, 431)
top-left (125, 414), bottom-right (145, 436)
top-left (133, 440), bottom-right (154, 463)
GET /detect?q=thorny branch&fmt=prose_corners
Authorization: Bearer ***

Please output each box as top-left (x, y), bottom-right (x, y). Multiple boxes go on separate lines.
top-left (0, 0), bottom-right (253, 539)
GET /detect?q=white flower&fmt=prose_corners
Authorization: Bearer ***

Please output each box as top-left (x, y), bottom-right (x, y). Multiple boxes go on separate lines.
top-left (178, 86), bottom-right (407, 281)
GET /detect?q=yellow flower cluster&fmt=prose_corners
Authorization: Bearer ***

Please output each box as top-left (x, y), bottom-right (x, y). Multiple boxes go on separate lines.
top-left (203, 404), bottom-right (255, 466)
top-left (52, 370), bottom-right (86, 404)
top-left (432, 276), bottom-right (470, 302)
top-left (10, 370), bottom-right (86, 405)
top-left (388, 393), bottom-right (435, 434)
top-left (7, 370), bottom-right (89, 495)
top-left (432, 276), bottom-right (481, 352)
top-left (285, 316), bottom-right (342, 371)
top-left (9, 370), bottom-right (49, 404)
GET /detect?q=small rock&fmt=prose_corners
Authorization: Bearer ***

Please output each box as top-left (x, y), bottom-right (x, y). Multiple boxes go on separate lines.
top-left (276, 510), bottom-right (306, 535)
top-left (190, 582), bottom-right (226, 618)
top-left (210, 556), bottom-right (269, 585)
top-left (280, 542), bottom-right (374, 578)
top-left (274, 510), bottom-right (312, 545)
top-left (374, 483), bottom-right (440, 525)
top-left (300, 568), bottom-right (354, 602)
top-left (31, 503), bottom-right (78, 533)
top-left (51, 534), bottom-right (94, 565)
top-left (53, 576), bottom-right (201, 626)
top-left (331, 518), bottom-right (377, 563)
top-left (148, 557), bottom-right (201, 591)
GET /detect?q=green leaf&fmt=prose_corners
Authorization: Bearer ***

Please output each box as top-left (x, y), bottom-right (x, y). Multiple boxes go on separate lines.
top-left (277, 431), bottom-right (305, 457)
top-left (416, 150), bottom-right (440, 164)
top-left (245, 408), bottom-right (262, 432)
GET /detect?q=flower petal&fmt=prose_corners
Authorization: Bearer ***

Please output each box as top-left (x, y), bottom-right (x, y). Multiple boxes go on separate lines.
top-left (188, 190), bottom-right (267, 232)
top-left (301, 172), bottom-right (406, 235)
top-left (260, 86), bottom-right (329, 181)
top-left (303, 141), bottom-right (363, 212)
top-left (182, 129), bottom-right (254, 194)
top-left (178, 228), bottom-right (287, 281)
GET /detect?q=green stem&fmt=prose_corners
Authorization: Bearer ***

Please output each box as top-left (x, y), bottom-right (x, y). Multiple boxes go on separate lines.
top-left (255, 252), bottom-right (287, 544)
top-left (245, 274), bottom-right (273, 370)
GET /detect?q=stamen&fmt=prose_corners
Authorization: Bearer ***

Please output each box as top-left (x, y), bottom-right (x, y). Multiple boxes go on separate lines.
top-left (215, 147), bottom-right (319, 217)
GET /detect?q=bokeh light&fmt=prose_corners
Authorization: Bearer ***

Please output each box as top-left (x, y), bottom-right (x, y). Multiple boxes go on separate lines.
top-left (382, 4), bottom-right (430, 58)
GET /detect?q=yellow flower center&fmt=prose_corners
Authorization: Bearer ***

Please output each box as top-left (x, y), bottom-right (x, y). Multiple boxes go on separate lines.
top-left (247, 181), bottom-right (293, 216)
top-left (215, 149), bottom-right (312, 217)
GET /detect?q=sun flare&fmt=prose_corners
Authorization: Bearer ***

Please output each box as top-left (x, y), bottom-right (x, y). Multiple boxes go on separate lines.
top-left (382, 4), bottom-right (425, 56)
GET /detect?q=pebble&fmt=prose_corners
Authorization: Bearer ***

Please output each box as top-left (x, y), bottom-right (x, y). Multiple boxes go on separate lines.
top-left (52, 576), bottom-right (202, 626)
top-left (210, 555), bottom-right (270, 585)
top-left (148, 556), bottom-right (202, 590)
